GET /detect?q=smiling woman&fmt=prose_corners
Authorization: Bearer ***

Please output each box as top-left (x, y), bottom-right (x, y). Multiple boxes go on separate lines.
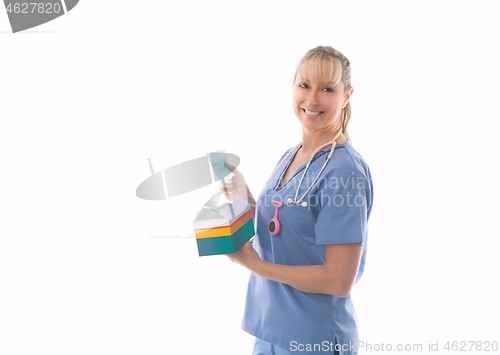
top-left (222, 46), bottom-right (374, 355)
top-left (292, 48), bottom-right (354, 149)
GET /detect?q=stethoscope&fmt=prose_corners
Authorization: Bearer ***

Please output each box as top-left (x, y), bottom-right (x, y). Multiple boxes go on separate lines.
top-left (266, 131), bottom-right (343, 235)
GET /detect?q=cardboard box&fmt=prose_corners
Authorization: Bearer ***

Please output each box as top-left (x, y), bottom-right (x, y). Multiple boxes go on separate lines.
top-left (193, 192), bottom-right (255, 256)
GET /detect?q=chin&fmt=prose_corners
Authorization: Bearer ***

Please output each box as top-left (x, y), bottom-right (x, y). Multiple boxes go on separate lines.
top-left (300, 121), bottom-right (324, 131)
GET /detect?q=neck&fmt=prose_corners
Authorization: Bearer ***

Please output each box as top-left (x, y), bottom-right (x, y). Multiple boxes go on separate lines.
top-left (300, 128), bottom-right (346, 157)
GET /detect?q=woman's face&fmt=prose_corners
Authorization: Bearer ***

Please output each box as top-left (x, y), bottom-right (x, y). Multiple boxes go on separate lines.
top-left (292, 61), bottom-right (351, 133)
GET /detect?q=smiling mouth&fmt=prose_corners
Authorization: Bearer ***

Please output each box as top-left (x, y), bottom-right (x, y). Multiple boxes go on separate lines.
top-left (302, 108), bottom-right (324, 115)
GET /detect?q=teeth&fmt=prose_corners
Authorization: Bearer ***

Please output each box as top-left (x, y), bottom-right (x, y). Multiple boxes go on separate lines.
top-left (304, 109), bottom-right (322, 115)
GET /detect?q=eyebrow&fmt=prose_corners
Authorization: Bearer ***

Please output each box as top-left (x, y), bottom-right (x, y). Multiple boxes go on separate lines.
top-left (298, 77), bottom-right (336, 85)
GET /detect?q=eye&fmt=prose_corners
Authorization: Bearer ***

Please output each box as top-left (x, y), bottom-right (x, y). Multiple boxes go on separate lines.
top-left (299, 83), bottom-right (308, 88)
top-left (323, 88), bottom-right (334, 92)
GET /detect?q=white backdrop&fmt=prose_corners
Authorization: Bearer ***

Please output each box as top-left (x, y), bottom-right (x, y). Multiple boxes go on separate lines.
top-left (1, 1), bottom-right (499, 354)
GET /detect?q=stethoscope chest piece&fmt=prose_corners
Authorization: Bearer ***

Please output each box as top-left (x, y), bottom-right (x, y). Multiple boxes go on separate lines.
top-left (269, 200), bottom-right (283, 235)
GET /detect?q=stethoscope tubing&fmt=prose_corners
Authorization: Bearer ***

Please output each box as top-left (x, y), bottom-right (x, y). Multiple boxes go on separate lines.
top-left (266, 131), bottom-right (343, 234)
top-left (266, 131), bottom-right (342, 185)
top-left (291, 156), bottom-right (330, 206)
top-left (266, 130), bottom-right (343, 207)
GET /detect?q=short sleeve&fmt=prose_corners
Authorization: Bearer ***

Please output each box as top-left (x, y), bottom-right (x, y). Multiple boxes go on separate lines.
top-left (314, 172), bottom-right (370, 245)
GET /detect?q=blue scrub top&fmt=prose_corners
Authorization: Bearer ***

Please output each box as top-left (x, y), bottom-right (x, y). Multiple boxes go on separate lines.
top-left (241, 139), bottom-right (374, 355)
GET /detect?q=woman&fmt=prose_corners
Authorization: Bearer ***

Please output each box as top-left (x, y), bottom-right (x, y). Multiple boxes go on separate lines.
top-left (222, 46), bottom-right (374, 355)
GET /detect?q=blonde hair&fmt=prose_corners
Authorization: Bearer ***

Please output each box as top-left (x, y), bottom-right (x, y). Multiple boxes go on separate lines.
top-left (292, 46), bottom-right (353, 143)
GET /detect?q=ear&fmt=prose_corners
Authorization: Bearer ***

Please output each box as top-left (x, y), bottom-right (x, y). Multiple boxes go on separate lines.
top-left (345, 87), bottom-right (354, 101)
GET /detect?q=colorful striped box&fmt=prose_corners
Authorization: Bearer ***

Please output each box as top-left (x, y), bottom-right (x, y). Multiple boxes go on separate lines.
top-left (193, 194), bottom-right (255, 256)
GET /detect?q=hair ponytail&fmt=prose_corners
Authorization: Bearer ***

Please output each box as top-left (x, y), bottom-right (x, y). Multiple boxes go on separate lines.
top-left (341, 101), bottom-right (352, 144)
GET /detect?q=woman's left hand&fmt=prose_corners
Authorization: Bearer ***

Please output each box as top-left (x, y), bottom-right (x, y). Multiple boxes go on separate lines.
top-left (226, 240), bottom-right (261, 272)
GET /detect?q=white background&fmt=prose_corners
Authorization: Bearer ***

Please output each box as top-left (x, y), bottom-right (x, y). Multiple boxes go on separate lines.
top-left (1, 1), bottom-right (499, 354)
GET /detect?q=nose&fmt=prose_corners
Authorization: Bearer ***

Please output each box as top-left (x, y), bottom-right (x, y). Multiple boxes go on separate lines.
top-left (306, 90), bottom-right (319, 106)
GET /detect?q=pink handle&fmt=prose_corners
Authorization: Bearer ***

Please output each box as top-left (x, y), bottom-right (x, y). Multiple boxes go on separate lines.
top-left (269, 200), bottom-right (283, 235)
top-left (272, 200), bottom-right (283, 208)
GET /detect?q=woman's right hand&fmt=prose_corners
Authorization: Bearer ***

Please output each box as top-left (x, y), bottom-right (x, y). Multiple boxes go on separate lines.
top-left (219, 162), bottom-right (253, 203)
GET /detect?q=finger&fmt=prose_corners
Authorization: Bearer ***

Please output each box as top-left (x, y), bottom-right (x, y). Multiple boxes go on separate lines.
top-left (219, 187), bottom-right (234, 194)
top-left (225, 162), bottom-right (241, 176)
top-left (220, 181), bottom-right (233, 189)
